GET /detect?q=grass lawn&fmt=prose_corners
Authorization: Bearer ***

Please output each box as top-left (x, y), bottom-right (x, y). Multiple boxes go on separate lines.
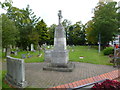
top-left (69, 46), bottom-right (112, 65)
top-left (1, 71), bottom-right (11, 88)
top-left (3, 50), bottom-right (44, 63)
top-left (1, 45), bottom-right (112, 65)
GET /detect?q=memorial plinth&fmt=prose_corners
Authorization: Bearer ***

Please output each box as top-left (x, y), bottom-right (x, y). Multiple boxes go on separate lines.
top-left (51, 24), bottom-right (69, 67)
top-left (43, 10), bottom-right (74, 72)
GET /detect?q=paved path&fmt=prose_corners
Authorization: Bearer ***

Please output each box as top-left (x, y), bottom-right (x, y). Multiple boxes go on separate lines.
top-left (24, 62), bottom-right (117, 88)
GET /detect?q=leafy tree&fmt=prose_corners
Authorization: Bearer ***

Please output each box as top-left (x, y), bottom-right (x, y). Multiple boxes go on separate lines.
top-left (117, 11), bottom-right (120, 34)
top-left (47, 24), bottom-right (57, 45)
top-left (0, 15), bottom-right (2, 48)
top-left (2, 14), bottom-right (18, 55)
top-left (62, 19), bottom-right (72, 42)
top-left (62, 19), bottom-right (71, 30)
top-left (85, 20), bottom-right (97, 44)
top-left (6, 5), bottom-right (40, 49)
top-left (35, 19), bottom-right (49, 46)
top-left (28, 30), bottom-right (39, 45)
top-left (67, 21), bottom-right (86, 45)
top-left (28, 30), bottom-right (39, 49)
top-left (0, 0), bottom-right (12, 10)
top-left (67, 25), bottom-right (74, 45)
top-left (93, 2), bottom-right (118, 47)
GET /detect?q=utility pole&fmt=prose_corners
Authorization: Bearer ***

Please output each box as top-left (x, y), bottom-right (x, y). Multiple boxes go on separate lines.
top-left (98, 33), bottom-right (101, 53)
top-left (118, 35), bottom-right (120, 47)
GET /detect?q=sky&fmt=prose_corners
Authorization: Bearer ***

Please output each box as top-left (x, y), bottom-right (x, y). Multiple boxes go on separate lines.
top-left (1, 0), bottom-right (120, 26)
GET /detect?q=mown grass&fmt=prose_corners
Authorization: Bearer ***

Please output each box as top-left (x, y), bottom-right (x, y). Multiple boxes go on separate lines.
top-left (3, 50), bottom-right (44, 63)
top-left (1, 71), bottom-right (11, 88)
top-left (2, 46), bottom-right (112, 65)
top-left (68, 46), bottom-right (112, 65)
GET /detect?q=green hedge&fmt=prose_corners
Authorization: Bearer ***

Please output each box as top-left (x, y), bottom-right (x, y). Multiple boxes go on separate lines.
top-left (103, 47), bottom-right (114, 55)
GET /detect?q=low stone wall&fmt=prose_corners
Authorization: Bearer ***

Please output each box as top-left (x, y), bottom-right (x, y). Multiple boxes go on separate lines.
top-left (5, 56), bottom-right (27, 88)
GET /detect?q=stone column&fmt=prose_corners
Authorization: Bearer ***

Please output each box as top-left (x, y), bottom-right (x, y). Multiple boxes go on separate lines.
top-left (50, 10), bottom-right (69, 67)
top-left (43, 10), bottom-right (74, 72)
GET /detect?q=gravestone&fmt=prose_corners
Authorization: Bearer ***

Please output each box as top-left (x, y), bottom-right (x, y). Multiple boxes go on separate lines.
top-left (27, 46), bottom-right (29, 54)
top-left (6, 48), bottom-right (11, 56)
top-left (14, 51), bottom-right (18, 56)
top-left (43, 10), bottom-right (74, 72)
top-left (44, 50), bottom-right (53, 62)
top-left (3, 48), bottom-right (6, 52)
top-left (10, 45), bottom-right (12, 49)
top-left (31, 44), bottom-right (34, 51)
top-left (27, 46), bottom-right (29, 51)
top-left (119, 1), bottom-right (120, 13)
top-left (5, 56), bottom-right (27, 88)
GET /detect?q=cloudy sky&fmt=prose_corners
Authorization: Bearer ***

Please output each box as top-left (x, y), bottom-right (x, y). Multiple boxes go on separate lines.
top-left (1, 0), bottom-right (120, 26)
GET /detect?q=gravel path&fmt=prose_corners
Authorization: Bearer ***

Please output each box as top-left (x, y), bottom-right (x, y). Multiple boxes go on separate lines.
top-left (24, 62), bottom-right (117, 88)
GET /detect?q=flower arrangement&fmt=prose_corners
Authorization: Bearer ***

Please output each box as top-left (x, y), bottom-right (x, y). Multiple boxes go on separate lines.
top-left (91, 79), bottom-right (120, 90)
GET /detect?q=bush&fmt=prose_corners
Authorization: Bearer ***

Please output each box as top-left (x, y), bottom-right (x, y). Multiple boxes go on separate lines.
top-left (103, 47), bottom-right (114, 55)
top-left (91, 79), bottom-right (120, 89)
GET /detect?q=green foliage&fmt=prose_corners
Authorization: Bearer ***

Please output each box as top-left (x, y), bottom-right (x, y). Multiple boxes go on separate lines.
top-left (35, 19), bottom-right (49, 46)
top-left (117, 12), bottom-right (120, 34)
top-left (85, 20), bottom-right (97, 44)
top-left (0, 0), bottom-right (13, 10)
top-left (2, 71), bottom-right (11, 88)
top-left (67, 22), bottom-right (86, 45)
top-left (47, 24), bottom-right (57, 45)
top-left (6, 5), bottom-right (40, 50)
top-left (92, 2), bottom-right (118, 47)
top-left (2, 14), bottom-right (18, 48)
top-left (0, 15), bottom-right (2, 48)
top-left (103, 47), bottom-right (114, 55)
top-left (28, 30), bottom-right (39, 46)
top-left (62, 19), bottom-right (71, 34)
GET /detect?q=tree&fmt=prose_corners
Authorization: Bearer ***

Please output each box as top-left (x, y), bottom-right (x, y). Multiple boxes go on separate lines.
top-left (62, 19), bottom-right (71, 41)
top-left (85, 20), bottom-right (97, 44)
top-left (67, 21), bottom-right (86, 45)
top-left (35, 19), bottom-right (49, 46)
top-left (0, 0), bottom-right (12, 10)
top-left (47, 24), bottom-right (57, 45)
top-left (93, 2), bottom-right (118, 47)
top-left (2, 14), bottom-right (18, 55)
top-left (117, 10), bottom-right (120, 34)
top-left (0, 15), bottom-right (2, 48)
top-left (6, 5), bottom-right (40, 49)
top-left (67, 25), bottom-right (74, 45)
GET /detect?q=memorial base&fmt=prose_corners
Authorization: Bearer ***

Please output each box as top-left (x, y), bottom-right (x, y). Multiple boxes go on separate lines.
top-left (43, 62), bottom-right (75, 72)
top-left (5, 75), bottom-right (28, 88)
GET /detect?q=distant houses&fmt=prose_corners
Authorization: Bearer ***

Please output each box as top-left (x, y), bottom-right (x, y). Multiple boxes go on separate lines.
top-left (109, 35), bottom-right (120, 46)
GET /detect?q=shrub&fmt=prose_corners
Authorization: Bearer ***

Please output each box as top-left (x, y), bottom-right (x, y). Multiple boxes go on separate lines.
top-left (92, 79), bottom-right (120, 89)
top-left (103, 47), bottom-right (114, 55)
